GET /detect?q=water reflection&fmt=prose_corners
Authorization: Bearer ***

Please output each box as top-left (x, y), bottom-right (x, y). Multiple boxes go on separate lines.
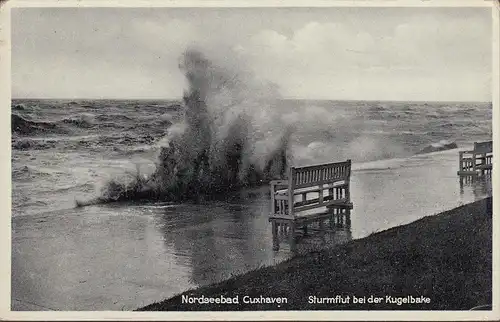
top-left (156, 188), bottom-right (352, 287)
top-left (12, 150), bottom-right (491, 311)
top-left (459, 174), bottom-right (492, 200)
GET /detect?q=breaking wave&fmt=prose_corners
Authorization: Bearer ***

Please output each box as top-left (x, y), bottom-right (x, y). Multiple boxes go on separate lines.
top-left (61, 115), bottom-right (95, 128)
top-left (12, 114), bottom-right (66, 135)
top-left (12, 138), bottom-right (57, 151)
top-left (12, 114), bottom-right (96, 135)
top-left (89, 49), bottom-right (291, 204)
top-left (416, 140), bottom-right (458, 154)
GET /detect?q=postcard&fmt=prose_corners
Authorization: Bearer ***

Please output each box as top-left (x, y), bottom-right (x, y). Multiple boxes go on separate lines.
top-left (1, 0), bottom-right (498, 320)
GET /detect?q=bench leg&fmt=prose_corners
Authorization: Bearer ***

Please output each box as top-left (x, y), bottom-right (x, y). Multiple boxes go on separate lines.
top-left (303, 224), bottom-right (308, 236)
top-left (289, 223), bottom-right (296, 252)
top-left (345, 210), bottom-right (351, 229)
top-left (329, 214), bottom-right (334, 230)
top-left (272, 221), bottom-right (279, 251)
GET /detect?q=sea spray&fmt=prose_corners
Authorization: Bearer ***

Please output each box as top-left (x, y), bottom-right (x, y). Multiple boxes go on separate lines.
top-left (93, 49), bottom-right (291, 204)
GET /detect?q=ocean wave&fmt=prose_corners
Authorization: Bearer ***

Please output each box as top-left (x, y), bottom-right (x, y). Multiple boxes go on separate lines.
top-left (416, 140), bottom-right (458, 154)
top-left (352, 158), bottom-right (405, 172)
top-left (12, 165), bottom-right (53, 180)
top-left (12, 113), bottom-right (101, 135)
top-left (12, 104), bottom-right (27, 111)
top-left (12, 138), bottom-right (57, 151)
top-left (61, 116), bottom-right (94, 128)
top-left (145, 103), bottom-right (183, 111)
top-left (95, 114), bottom-right (134, 122)
top-left (112, 144), bottom-right (158, 155)
top-left (49, 183), bottom-right (94, 194)
top-left (12, 114), bottom-right (67, 135)
top-left (102, 133), bottom-right (157, 146)
top-left (368, 104), bottom-right (387, 112)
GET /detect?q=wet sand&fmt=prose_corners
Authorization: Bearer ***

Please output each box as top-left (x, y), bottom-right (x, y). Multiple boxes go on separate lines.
top-left (11, 148), bottom-right (492, 310)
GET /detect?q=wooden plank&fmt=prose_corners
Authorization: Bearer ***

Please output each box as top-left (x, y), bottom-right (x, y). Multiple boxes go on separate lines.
top-left (294, 198), bottom-right (350, 213)
top-left (293, 172), bottom-right (349, 184)
top-left (294, 212), bottom-right (336, 226)
top-left (294, 179), bottom-right (347, 189)
top-left (457, 171), bottom-right (480, 176)
top-left (327, 202), bottom-right (354, 210)
top-left (293, 160), bottom-right (351, 173)
top-left (291, 183), bottom-right (347, 195)
top-left (269, 214), bottom-right (294, 220)
top-left (292, 160), bottom-right (351, 184)
top-left (274, 194), bottom-right (289, 200)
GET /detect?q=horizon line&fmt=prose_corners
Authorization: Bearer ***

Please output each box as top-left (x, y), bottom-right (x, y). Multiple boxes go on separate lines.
top-left (10, 97), bottom-right (493, 104)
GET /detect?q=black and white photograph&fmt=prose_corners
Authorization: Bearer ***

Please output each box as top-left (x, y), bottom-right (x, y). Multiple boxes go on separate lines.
top-left (3, 0), bottom-right (498, 318)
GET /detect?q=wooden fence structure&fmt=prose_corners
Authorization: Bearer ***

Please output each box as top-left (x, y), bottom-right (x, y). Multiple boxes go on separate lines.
top-left (457, 141), bottom-right (492, 177)
top-left (269, 159), bottom-right (353, 251)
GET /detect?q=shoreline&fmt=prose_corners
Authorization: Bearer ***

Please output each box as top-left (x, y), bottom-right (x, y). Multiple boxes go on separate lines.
top-left (137, 197), bottom-right (492, 311)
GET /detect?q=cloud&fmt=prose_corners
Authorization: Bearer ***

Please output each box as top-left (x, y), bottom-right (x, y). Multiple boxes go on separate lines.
top-left (232, 15), bottom-right (491, 100)
top-left (130, 18), bottom-right (199, 59)
top-left (11, 8), bottom-right (492, 101)
top-left (13, 57), bottom-right (167, 99)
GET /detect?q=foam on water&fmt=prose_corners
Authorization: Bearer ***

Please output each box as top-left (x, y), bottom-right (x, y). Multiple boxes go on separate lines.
top-left (10, 80), bottom-right (492, 214)
top-left (90, 49), bottom-right (292, 204)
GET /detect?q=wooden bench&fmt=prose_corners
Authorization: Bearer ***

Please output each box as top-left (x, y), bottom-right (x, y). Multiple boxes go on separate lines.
top-left (269, 159), bottom-right (353, 251)
top-left (457, 141), bottom-right (492, 176)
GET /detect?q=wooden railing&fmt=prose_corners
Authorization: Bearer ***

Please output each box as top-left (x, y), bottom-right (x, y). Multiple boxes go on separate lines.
top-left (269, 160), bottom-right (353, 251)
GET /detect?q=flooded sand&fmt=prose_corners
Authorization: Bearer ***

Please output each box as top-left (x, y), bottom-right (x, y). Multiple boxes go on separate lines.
top-left (11, 148), bottom-right (491, 311)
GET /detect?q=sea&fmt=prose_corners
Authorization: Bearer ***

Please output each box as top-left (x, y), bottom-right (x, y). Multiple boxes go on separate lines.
top-left (11, 98), bottom-right (493, 310)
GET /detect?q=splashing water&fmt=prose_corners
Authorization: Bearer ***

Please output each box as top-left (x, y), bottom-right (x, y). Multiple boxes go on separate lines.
top-left (93, 49), bottom-right (291, 204)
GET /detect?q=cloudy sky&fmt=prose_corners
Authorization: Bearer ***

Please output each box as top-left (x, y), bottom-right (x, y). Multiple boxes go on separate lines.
top-left (11, 7), bottom-right (492, 101)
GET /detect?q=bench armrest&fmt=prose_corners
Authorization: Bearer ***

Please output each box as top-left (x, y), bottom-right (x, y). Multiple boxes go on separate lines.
top-left (270, 180), bottom-right (289, 186)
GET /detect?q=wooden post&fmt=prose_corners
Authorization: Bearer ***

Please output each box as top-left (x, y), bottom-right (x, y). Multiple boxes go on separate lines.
top-left (272, 221), bottom-right (279, 251)
top-left (346, 209), bottom-right (351, 228)
top-left (288, 167), bottom-right (295, 219)
top-left (458, 151), bottom-right (463, 173)
top-left (289, 222), bottom-right (296, 252)
top-left (319, 218), bottom-right (325, 235)
top-left (481, 153), bottom-right (486, 175)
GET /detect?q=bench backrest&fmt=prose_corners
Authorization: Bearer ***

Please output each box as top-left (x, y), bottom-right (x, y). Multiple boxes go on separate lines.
top-left (289, 160), bottom-right (351, 215)
top-left (290, 159), bottom-right (351, 189)
top-left (270, 160), bottom-right (352, 218)
top-left (474, 141), bottom-right (492, 154)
